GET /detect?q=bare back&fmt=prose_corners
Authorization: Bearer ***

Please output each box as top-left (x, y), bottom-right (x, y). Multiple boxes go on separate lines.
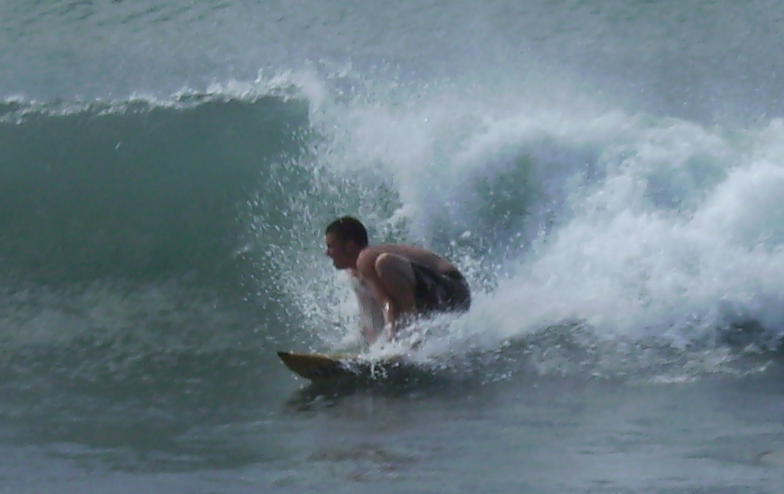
top-left (357, 244), bottom-right (458, 275)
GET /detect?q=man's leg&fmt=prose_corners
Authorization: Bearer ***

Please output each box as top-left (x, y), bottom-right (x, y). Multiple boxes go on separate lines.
top-left (373, 253), bottom-right (417, 319)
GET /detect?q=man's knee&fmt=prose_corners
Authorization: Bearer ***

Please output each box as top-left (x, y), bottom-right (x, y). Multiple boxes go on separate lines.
top-left (374, 253), bottom-right (415, 286)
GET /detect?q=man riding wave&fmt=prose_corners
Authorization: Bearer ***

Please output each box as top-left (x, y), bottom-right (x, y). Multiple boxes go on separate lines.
top-left (325, 216), bottom-right (471, 345)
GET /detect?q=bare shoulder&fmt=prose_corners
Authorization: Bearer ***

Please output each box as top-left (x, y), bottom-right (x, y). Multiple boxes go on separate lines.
top-left (355, 247), bottom-right (382, 273)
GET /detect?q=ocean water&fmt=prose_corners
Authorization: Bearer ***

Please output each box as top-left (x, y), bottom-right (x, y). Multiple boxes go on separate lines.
top-left (2, 0), bottom-right (784, 492)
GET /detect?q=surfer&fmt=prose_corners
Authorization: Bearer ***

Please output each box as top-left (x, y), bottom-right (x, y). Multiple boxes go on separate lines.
top-left (325, 216), bottom-right (471, 345)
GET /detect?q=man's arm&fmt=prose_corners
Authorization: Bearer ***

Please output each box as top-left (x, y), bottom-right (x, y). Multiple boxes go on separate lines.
top-left (350, 268), bottom-right (391, 344)
top-left (355, 250), bottom-right (401, 337)
top-left (354, 291), bottom-right (382, 345)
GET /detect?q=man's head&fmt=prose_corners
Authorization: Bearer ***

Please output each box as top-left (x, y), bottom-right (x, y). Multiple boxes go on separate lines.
top-left (325, 216), bottom-right (369, 270)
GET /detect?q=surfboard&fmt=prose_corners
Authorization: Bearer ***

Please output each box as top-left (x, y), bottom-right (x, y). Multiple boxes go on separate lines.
top-left (277, 351), bottom-right (403, 381)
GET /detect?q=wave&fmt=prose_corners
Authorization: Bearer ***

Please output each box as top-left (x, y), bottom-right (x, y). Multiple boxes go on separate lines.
top-left (2, 70), bottom-right (784, 384)
top-left (0, 87), bottom-right (311, 286)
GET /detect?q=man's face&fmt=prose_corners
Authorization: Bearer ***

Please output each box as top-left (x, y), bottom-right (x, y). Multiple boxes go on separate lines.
top-left (325, 233), bottom-right (358, 270)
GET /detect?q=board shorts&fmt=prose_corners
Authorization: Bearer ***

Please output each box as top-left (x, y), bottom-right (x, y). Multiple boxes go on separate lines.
top-left (410, 262), bottom-right (471, 315)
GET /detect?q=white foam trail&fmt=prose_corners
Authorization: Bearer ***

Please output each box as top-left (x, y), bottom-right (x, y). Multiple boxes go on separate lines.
top-left (315, 79), bottom-right (784, 354)
top-left (445, 118), bottom-right (784, 354)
